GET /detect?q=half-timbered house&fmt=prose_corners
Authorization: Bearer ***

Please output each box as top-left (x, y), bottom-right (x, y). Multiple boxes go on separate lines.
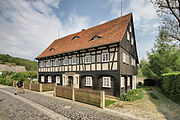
top-left (35, 13), bottom-right (138, 97)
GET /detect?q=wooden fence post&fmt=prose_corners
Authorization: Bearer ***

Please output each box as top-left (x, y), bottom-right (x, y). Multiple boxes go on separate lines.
top-left (30, 81), bottom-right (32, 90)
top-left (100, 91), bottom-right (105, 109)
top-left (53, 83), bottom-right (57, 96)
top-left (13, 81), bottom-right (15, 87)
top-left (72, 88), bottom-right (75, 101)
top-left (39, 83), bottom-right (42, 92)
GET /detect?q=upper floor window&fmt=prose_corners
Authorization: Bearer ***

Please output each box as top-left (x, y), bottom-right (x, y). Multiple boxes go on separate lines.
top-left (72, 57), bottom-right (77, 64)
top-left (46, 60), bottom-right (51, 67)
top-left (131, 58), bottom-right (136, 66)
top-left (131, 37), bottom-right (134, 45)
top-left (126, 55), bottom-right (129, 64)
top-left (50, 48), bottom-right (55, 51)
top-left (127, 31), bottom-right (130, 41)
top-left (63, 58), bottom-right (68, 65)
top-left (102, 53), bottom-right (109, 62)
top-left (80, 56), bottom-right (84, 64)
top-left (129, 26), bottom-right (132, 32)
top-left (54, 58), bottom-right (59, 66)
top-left (102, 77), bottom-right (111, 88)
top-left (123, 53), bottom-right (126, 63)
top-left (85, 55), bottom-right (91, 63)
top-left (85, 77), bottom-right (92, 86)
top-left (39, 61), bottom-right (43, 67)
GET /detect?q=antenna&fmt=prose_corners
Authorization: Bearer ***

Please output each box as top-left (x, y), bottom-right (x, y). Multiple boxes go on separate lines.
top-left (121, 0), bottom-right (122, 16)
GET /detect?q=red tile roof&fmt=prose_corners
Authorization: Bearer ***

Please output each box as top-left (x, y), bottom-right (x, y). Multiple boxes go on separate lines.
top-left (36, 13), bottom-right (132, 59)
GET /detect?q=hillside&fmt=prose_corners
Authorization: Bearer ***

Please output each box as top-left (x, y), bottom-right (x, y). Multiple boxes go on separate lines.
top-left (0, 54), bottom-right (38, 71)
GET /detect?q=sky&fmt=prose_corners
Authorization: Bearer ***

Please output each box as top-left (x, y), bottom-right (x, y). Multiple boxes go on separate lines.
top-left (0, 0), bottom-right (159, 61)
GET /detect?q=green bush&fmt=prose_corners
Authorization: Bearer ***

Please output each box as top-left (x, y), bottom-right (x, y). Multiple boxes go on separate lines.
top-left (149, 93), bottom-right (158, 99)
top-left (162, 72), bottom-right (180, 98)
top-left (120, 89), bottom-right (144, 102)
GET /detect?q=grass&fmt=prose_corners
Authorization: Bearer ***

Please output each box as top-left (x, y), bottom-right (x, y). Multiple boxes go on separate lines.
top-left (136, 85), bottom-right (152, 91)
top-left (105, 99), bottom-right (116, 107)
top-left (149, 92), bottom-right (158, 99)
top-left (120, 89), bottom-right (144, 102)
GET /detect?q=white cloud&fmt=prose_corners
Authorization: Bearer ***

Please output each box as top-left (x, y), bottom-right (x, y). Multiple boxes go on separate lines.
top-left (0, 0), bottom-right (89, 60)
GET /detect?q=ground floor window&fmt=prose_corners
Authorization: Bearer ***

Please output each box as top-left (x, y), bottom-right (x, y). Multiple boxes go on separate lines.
top-left (48, 76), bottom-right (52, 83)
top-left (41, 76), bottom-right (44, 82)
top-left (85, 77), bottom-right (92, 86)
top-left (56, 76), bottom-right (60, 84)
top-left (121, 77), bottom-right (125, 88)
top-left (127, 77), bottom-right (130, 86)
top-left (102, 77), bottom-right (111, 88)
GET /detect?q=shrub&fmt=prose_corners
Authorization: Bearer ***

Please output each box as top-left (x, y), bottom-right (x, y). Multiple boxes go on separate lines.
top-left (120, 89), bottom-right (144, 102)
top-left (149, 93), bottom-right (158, 99)
top-left (162, 72), bottom-right (180, 98)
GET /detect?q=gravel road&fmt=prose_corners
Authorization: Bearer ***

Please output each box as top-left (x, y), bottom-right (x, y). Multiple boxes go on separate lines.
top-left (0, 85), bottom-right (134, 120)
top-left (0, 91), bottom-right (52, 120)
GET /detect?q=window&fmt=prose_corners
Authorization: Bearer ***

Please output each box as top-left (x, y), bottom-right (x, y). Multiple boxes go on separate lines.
top-left (131, 58), bottom-right (136, 66)
top-left (63, 58), bottom-right (68, 65)
top-left (129, 26), bottom-right (132, 32)
top-left (90, 36), bottom-right (102, 41)
top-left (72, 36), bottom-right (79, 40)
top-left (132, 76), bottom-right (136, 89)
top-left (41, 76), bottom-right (44, 82)
top-left (72, 57), bottom-right (77, 64)
top-left (80, 56), bottom-right (84, 64)
top-left (56, 76), bottom-right (60, 84)
top-left (54, 58), bottom-right (59, 66)
top-left (102, 77), bottom-right (111, 88)
top-left (85, 55), bottom-right (91, 63)
top-left (126, 55), bottom-right (129, 64)
top-left (102, 53), bottom-right (109, 62)
top-left (121, 77), bottom-right (125, 88)
top-left (47, 60), bottom-right (51, 67)
top-left (50, 48), bottom-right (55, 51)
top-left (123, 53), bottom-right (126, 63)
top-left (39, 61), bottom-right (44, 67)
top-left (48, 76), bottom-right (52, 83)
top-left (131, 37), bottom-right (134, 45)
top-left (85, 77), bottom-right (92, 86)
top-left (127, 31), bottom-right (130, 41)
top-left (127, 77), bottom-right (130, 86)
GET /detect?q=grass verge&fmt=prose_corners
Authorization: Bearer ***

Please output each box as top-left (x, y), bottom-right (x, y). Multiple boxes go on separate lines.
top-left (136, 85), bottom-right (152, 91)
top-left (105, 99), bottom-right (116, 107)
top-left (160, 91), bottom-right (180, 105)
top-left (149, 92), bottom-right (158, 99)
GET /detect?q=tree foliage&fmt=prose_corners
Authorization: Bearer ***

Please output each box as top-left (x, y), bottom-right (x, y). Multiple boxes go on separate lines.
top-left (141, 29), bottom-right (180, 80)
top-left (0, 54), bottom-right (38, 71)
top-left (151, 0), bottom-right (180, 41)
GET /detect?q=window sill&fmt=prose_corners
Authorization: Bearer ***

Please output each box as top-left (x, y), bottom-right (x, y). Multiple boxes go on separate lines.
top-left (102, 86), bottom-right (111, 88)
top-left (85, 85), bottom-right (92, 87)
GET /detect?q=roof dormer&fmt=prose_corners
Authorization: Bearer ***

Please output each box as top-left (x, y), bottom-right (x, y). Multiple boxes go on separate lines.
top-left (72, 36), bottom-right (79, 40)
top-left (49, 48), bottom-right (55, 51)
top-left (90, 36), bottom-right (102, 41)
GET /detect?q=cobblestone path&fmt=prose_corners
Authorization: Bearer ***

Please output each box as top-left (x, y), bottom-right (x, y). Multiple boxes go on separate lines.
top-left (0, 85), bottom-right (135, 120)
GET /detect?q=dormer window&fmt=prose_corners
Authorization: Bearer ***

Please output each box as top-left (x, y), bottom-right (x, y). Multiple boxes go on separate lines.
top-left (90, 36), bottom-right (102, 41)
top-left (72, 36), bottom-right (79, 40)
top-left (50, 48), bottom-right (55, 51)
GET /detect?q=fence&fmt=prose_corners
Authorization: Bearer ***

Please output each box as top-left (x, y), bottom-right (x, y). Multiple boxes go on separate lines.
top-left (54, 86), bottom-right (105, 109)
top-left (13, 81), bottom-right (56, 92)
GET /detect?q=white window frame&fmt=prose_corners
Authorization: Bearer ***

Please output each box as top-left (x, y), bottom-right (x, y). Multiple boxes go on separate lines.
top-left (127, 31), bottom-right (130, 41)
top-left (102, 77), bottom-right (111, 88)
top-left (54, 58), bottom-right (59, 66)
top-left (126, 55), bottom-right (129, 64)
top-left (56, 76), bottom-right (60, 84)
top-left (72, 57), bottom-right (77, 64)
top-left (127, 77), bottom-right (130, 86)
top-left (41, 76), bottom-right (44, 82)
top-left (123, 52), bottom-right (126, 63)
top-left (121, 77), bottom-right (125, 88)
top-left (63, 58), bottom-right (68, 65)
top-left (102, 53), bottom-right (109, 62)
top-left (48, 76), bottom-right (52, 83)
top-left (131, 36), bottom-right (134, 45)
top-left (85, 55), bottom-right (91, 63)
top-left (129, 26), bottom-right (132, 32)
top-left (47, 60), bottom-right (51, 67)
top-left (85, 77), bottom-right (92, 86)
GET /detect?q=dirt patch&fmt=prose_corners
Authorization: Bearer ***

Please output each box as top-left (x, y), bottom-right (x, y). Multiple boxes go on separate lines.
top-left (108, 87), bottom-right (180, 120)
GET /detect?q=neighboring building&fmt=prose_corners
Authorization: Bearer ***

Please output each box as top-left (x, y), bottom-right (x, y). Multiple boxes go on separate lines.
top-left (0, 64), bottom-right (26, 73)
top-left (35, 13), bottom-right (138, 97)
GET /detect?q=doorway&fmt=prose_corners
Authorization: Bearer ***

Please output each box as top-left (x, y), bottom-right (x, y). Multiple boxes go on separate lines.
top-left (68, 76), bottom-right (73, 86)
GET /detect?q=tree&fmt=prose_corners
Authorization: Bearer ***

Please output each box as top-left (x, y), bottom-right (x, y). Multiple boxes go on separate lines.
top-left (151, 0), bottom-right (180, 41)
top-left (142, 29), bottom-right (180, 80)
